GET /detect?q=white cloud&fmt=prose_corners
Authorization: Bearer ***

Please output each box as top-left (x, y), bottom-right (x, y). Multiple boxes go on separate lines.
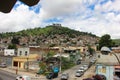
top-left (0, 0), bottom-right (120, 39)
top-left (0, 3), bottom-right (42, 32)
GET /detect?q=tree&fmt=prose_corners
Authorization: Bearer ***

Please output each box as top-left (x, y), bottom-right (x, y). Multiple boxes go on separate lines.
top-left (88, 46), bottom-right (95, 55)
top-left (11, 37), bottom-right (20, 45)
top-left (98, 34), bottom-right (114, 50)
top-left (8, 44), bottom-right (17, 49)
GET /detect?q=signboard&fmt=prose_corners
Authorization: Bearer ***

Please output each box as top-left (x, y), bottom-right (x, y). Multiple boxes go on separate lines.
top-left (53, 67), bottom-right (59, 73)
top-left (96, 64), bottom-right (114, 80)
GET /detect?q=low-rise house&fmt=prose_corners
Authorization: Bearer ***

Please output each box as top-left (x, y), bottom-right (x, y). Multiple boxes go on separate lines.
top-left (112, 47), bottom-right (120, 53)
top-left (96, 64), bottom-right (120, 80)
top-left (12, 54), bottom-right (39, 70)
top-left (29, 47), bottom-right (59, 56)
top-left (4, 49), bottom-right (15, 56)
top-left (17, 48), bottom-right (29, 56)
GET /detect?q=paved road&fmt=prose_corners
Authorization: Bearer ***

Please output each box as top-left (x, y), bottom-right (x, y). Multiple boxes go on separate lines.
top-left (0, 69), bottom-right (17, 80)
top-left (53, 55), bottom-right (95, 80)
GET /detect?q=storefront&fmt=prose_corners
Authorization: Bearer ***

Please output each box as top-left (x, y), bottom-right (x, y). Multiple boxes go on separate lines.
top-left (12, 54), bottom-right (39, 70)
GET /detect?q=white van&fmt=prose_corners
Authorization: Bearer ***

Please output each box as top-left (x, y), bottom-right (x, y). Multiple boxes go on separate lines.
top-left (16, 75), bottom-right (31, 80)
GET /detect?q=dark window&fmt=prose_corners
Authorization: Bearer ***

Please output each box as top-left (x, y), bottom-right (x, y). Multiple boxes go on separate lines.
top-left (19, 51), bottom-right (22, 56)
top-left (13, 61), bottom-right (18, 67)
top-left (25, 51), bottom-right (28, 56)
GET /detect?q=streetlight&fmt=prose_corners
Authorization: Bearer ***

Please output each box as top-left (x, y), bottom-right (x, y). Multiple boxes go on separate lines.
top-left (26, 57), bottom-right (29, 71)
top-left (59, 47), bottom-right (62, 73)
top-left (111, 52), bottom-right (120, 65)
top-left (59, 47), bottom-right (64, 73)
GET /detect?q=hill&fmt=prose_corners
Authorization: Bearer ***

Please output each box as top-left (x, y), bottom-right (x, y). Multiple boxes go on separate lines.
top-left (0, 25), bottom-right (99, 47)
top-left (113, 39), bottom-right (120, 46)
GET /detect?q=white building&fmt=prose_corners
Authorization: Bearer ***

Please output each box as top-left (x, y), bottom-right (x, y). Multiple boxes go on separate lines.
top-left (4, 49), bottom-right (15, 56)
top-left (17, 48), bottom-right (29, 56)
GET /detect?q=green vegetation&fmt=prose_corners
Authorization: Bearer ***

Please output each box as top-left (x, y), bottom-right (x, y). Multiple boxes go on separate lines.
top-left (88, 46), bottom-right (95, 55)
top-left (98, 34), bottom-right (115, 49)
top-left (112, 39), bottom-right (120, 46)
top-left (8, 44), bottom-right (17, 50)
top-left (61, 57), bottom-right (75, 71)
top-left (0, 25), bottom-right (97, 38)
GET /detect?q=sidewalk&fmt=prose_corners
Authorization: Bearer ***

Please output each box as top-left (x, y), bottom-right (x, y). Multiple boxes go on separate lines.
top-left (80, 65), bottom-right (96, 79)
top-left (0, 67), bottom-right (46, 79)
top-left (97, 53), bottom-right (119, 65)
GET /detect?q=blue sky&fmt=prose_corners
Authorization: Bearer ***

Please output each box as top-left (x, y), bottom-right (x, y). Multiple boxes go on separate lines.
top-left (0, 0), bottom-right (120, 39)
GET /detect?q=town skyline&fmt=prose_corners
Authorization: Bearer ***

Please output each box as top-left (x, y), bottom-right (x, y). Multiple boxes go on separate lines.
top-left (0, 0), bottom-right (120, 39)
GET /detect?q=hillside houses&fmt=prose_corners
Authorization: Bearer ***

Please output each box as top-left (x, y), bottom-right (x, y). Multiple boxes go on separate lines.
top-left (0, 45), bottom-right (97, 70)
top-left (0, 25), bottom-right (99, 47)
top-left (0, 25), bottom-right (100, 71)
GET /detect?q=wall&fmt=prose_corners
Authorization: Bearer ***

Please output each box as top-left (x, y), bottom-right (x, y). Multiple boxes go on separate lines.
top-left (96, 64), bottom-right (120, 80)
top-left (17, 48), bottom-right (29, 56)
top-left (4, 49), bottom-right (15, 56)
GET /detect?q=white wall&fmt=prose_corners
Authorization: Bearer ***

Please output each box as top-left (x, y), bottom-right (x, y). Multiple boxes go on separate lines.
top-left (17, 48), bottom-right (29, 56)
top-left (4, 49), bottom-right (15, 56)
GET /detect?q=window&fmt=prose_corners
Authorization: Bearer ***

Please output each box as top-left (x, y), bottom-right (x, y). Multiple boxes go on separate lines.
top-left (20, 53), bottom-right (22, 56)
top-left (19, 51), bottom-right (22, 56)
top-left (20, 51), bottom-right (22, 53)
top-left (25, 51), bottom-right (28, 56)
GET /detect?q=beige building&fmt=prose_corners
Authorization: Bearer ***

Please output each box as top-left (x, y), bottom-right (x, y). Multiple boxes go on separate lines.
top-left (12, 54), bottom-right (39, 70)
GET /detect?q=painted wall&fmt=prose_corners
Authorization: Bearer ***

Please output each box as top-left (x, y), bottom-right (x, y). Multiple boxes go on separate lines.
top-left (17, 48), bottom-right (29, 56)
top-left (96, 64), bottom-right (120, 80)
top-left (4, 49), bottom-right (15, 56)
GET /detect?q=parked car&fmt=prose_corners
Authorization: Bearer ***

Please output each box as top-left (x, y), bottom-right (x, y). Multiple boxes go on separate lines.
top-left (93, 74), bottom-right (106, 80)
top-left (76, 59), bottom-right (81, 65)
top-left (83, 64), bottom-right (89, 71)
top-left (0, 63), bottom-right (7, 68)
top-left (79, 66), bottom-right (86, 72)
top-left (75, 70), bottom-right (84, 77)
top-left (61, 73), bottom-right (69, 80)
top-left (83, 78), bottom-right (94, 80)
top-left (16, 75), bottom-right (31, 80)
top-left (92, 57), bottom-right (97, 61)
top-left (46, 72), bottom-right (58, 79)
top-left (90, 59), bottom-right (95, 64)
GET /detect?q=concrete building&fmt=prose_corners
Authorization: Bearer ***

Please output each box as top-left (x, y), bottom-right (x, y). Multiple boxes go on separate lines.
top-left (4, 49), bottom-right (15, 56)
top-left (96, 52), bottom-right (120, 80)
top-left (12, 54), bottom-right (39, 70)
top-left (112, 47), bottom-right (120, 53)
top-left (96, 64), bottom-right (120, 80)
top-left (17, 48), bottom-right (29, 56)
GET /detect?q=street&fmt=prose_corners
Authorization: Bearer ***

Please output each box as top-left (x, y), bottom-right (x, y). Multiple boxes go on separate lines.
top-left (53, 55), bottom-right (95, 80)
top-left (0, 53), bottom-right (119, 80)
top-left (0, 69), bottom-right (17, 80)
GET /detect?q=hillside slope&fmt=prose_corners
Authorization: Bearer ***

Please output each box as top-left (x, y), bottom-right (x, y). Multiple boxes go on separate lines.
top-left (0, 25), bottom-right (99, 47)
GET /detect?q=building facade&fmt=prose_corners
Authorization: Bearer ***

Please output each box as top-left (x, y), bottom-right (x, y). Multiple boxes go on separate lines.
top-left (17, 48), bottom-right (29, 56)
top-left (4, 49), bottom-right (15, 56)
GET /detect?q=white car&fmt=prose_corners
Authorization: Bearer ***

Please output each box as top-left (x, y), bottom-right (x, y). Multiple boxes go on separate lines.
top-left (83, 64), bottom-right (88, 70)
top-left (16, 75), bottom-right (31, 80)
top-left (78, 66), bottom-right (85, 72)
top-left (61, 73), bottom-right (69, 80)
top-left (75, 70), bottom-right (84, 77)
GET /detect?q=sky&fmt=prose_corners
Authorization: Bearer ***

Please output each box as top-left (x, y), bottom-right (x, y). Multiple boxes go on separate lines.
top-left (0, 0), bottom-right (120, 39)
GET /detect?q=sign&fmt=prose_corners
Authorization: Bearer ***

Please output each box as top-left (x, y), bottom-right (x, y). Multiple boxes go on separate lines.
top-left (53, 67), bottom-right (59, 73)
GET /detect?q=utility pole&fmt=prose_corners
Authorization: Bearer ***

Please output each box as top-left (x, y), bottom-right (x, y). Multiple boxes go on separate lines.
top-left (26, 57), bottom-right (29, 71)
top-left (59, 47), bottom-right (63, 73)
top-left (111, 52), bottom-right (120, 65)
